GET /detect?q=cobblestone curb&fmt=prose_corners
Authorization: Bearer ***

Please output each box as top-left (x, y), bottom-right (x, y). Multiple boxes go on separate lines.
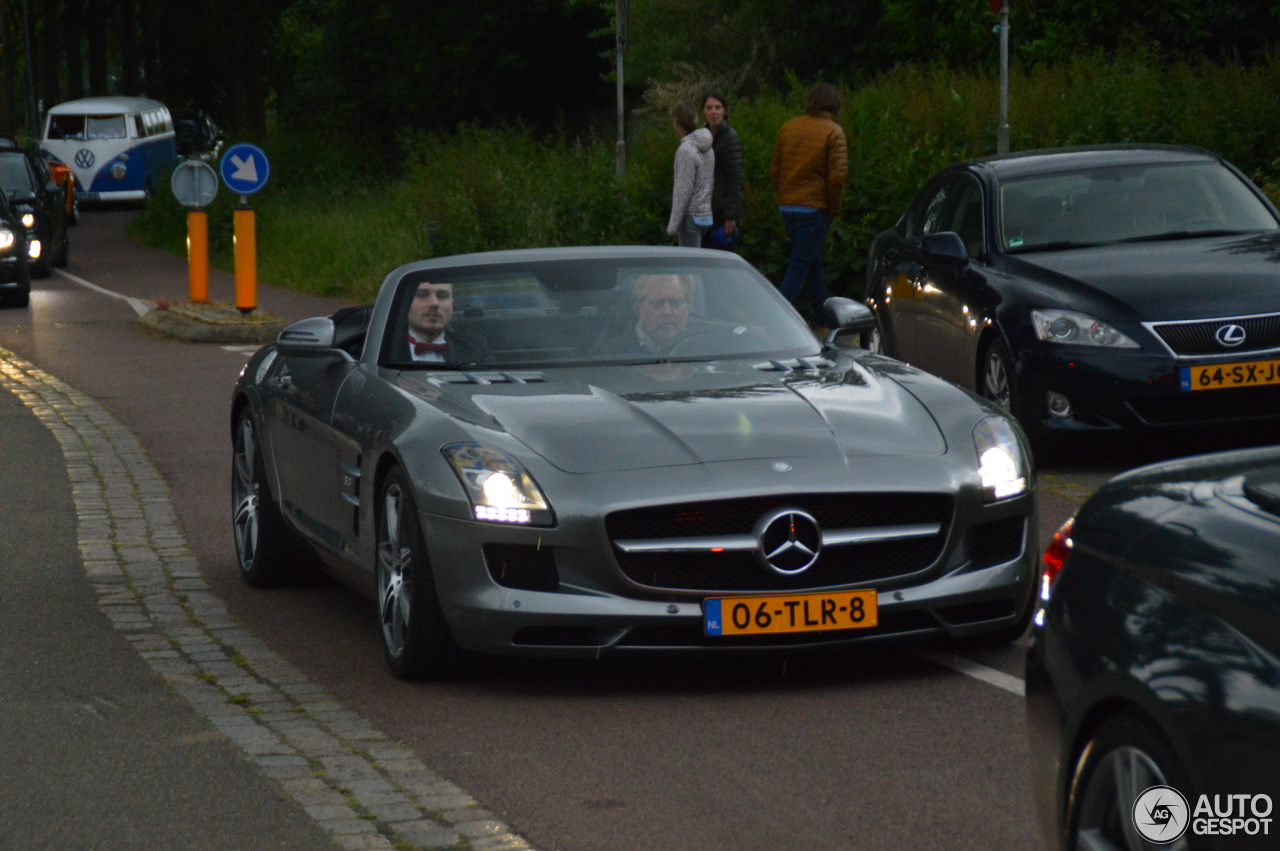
top-left (0, 346), bottom-right (534, 851)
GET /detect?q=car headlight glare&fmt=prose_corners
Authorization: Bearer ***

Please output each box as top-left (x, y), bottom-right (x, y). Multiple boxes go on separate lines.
top-left (0, 228), bottom-right (13, 250)
top-left (974, 417), bottom-right (1029, 502)
top-left (27, 239), bottom-right (41, 260)
top-left (442, 442), bottom-right (553, 526)
top-left (1031, 309), bottom-right (1139, 348)
top-left (20, 213), bottom-right (34, 229)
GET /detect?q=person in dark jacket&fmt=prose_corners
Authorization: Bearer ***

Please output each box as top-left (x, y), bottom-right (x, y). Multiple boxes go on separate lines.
top-left (700, 90), bottom-right (744, 250)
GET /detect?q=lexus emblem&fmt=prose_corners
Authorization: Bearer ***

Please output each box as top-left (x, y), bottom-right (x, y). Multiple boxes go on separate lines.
top-left (753, 508), bottom-right (823, 575)
top-left (1215, 324), bottom-right (1246, 348)
top-left (75, 149), bottom-right (95, 169)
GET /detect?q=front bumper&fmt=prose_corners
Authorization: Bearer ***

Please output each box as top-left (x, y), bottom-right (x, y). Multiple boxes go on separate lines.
top-left (421, 499), bottom-right (1037, 658)
top-left (1018, 345), bottom-right (1280, 433)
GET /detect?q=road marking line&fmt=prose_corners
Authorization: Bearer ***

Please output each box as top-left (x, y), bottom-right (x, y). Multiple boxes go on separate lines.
top-left (54, 268), bottom-right (153, 317)
top-left (913, 649), bottom-right (1026, 696)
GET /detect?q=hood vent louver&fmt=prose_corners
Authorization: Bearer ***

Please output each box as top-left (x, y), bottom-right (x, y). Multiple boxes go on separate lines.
top-left (754, 357), bottom-right (835, 372)
top-left (434, 371), bottom-right (547, 385)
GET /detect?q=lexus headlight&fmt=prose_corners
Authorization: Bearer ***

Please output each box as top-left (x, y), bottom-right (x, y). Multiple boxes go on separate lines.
top-left (442, 442), bottom-right (553, 526)
top-left (974, 417), bottom-right (1029, 502)
top-left (0, 228), bottom-right (12, 250)
top-left (1031, 309), bottom-right (1138, 348)
top-left (20, 213), bottom-right (34, 229)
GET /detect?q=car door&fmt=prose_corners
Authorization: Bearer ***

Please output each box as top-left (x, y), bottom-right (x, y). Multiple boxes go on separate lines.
top-left (914, 173), bottom-right (987, 388)
top-left (875, 176), bottom-right (955, 364)
top-left (262, 353), bottom-right (360, 552)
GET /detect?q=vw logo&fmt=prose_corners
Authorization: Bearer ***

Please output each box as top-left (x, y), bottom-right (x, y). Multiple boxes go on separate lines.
top-left (753, 508), bottom-right (823, 575)
top-left (1215, 324), bottom-right (1247, 348)
top-left (75, 149), bottom-right (95, 169)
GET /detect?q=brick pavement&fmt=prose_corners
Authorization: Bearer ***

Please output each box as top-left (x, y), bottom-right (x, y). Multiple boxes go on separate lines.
top-left (0, 344), bottom-right (533, 851)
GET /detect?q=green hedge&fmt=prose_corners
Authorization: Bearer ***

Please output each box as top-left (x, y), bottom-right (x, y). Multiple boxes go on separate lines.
top-left (132, 48), bottom-right (1280, 307)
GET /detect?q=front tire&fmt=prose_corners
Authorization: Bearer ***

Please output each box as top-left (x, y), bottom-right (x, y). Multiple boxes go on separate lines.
top-left (1069, 714), bottom-right (1195, 851)
top-left (376, 468), bottom-right (462, 680)
top-left (231, 410), bottom-right (302, 586)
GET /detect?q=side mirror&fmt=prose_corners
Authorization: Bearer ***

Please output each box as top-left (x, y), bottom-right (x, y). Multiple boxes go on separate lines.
top-left (921, 231), bottom-right (969, 266)
top-left (822, 297), bottom-right (875, 334)
top-left (276, 317), bottom-right (354, 361)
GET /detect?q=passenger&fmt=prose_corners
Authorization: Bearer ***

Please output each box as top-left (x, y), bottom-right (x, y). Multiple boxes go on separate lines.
top-left (404, 280), bottom-right (488, 365)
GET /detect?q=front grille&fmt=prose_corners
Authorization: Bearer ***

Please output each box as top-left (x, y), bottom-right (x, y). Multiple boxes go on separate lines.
top-left (1128, 384), bottom-right (1280, 425)
top-left (606, 494), bottom-right (952, 592)
top-left (1150, 313), bottom-right (1280, 356)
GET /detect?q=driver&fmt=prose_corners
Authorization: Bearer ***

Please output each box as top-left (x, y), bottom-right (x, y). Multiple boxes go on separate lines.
top-left (405, 280), bottom-right (488, 364)
top-left (592, 273), bottom-right (715, 355)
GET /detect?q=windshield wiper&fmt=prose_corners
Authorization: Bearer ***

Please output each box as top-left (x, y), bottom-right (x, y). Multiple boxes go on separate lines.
top-left (1114, 228), bottom-right (1254, 244)
top-left (1010, 240), bottom-right (1102, 253)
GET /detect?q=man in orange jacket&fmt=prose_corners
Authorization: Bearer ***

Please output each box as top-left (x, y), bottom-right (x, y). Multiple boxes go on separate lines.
top-left (770, 83), bottom-right (848, 322)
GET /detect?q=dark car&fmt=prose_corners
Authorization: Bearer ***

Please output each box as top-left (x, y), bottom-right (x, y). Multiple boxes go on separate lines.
top-left (0, 189), bottom-right (31, 307)
top-left (172, 109), bottom-right (221, 159)
top-left (231, 246), bottom-right (1038, 680)
top-left (0, 142), bottom-right (69, 278)
top-left (1027, 445), bottom-right (1280, 850)
top-left (865, 145), bottom-right (1280, 446)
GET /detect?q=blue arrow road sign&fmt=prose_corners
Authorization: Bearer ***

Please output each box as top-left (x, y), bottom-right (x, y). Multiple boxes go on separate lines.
top-left (220, 143), bottom-right (270, 195)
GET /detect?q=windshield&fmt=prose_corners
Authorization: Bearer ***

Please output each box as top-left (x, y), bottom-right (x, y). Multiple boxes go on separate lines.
top-left (383, 255), bottom-right (820, 369)
top-left (1000, 161), bottom-right (1279, 252)
top-left (0, 154), bottom-right (34, 195)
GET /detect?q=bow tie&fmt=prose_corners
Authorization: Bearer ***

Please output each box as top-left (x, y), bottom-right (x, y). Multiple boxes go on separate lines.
top-left (410, 337), bottom-right (448, 356)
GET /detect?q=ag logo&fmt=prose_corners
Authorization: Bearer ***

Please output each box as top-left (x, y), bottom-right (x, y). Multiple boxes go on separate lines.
top-left (75, 148), bottom-right (95, 169)
top-left (1132, 785), bottom-right (1189, 844)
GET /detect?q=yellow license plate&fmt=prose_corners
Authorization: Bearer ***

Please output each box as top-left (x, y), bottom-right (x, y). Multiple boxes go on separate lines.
top-left (1181, 359), bottom-right (1280, 391)
top-left (704, 590), bottom-right (878, 636)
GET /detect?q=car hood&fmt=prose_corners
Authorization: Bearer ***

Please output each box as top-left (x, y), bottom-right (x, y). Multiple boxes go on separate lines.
top-left (1011, 232), bottom-right (1280, 320)
top-left (405, 360), bottom-right (948, 473)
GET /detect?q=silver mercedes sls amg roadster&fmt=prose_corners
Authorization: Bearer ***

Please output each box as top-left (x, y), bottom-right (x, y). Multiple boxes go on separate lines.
top-left (231, 247), bottom-right (1038, 679)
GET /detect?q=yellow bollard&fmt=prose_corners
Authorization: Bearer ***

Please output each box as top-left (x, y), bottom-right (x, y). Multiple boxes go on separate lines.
top-left (233, 205), bottom-right (257, 313)
top-left (187, 209), bottom-right (209, 304)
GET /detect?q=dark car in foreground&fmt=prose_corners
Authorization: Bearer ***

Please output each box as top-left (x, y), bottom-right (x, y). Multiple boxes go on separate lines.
top-left (866, 145), bottom-right (1280, 445)
top-left (0, 189), bottom-right (31, 307)
top-left (0, 142), bottom-right (69, 278)
top-left (1027, 445), bottom-right (1280, 850)
top-left (231, 247), bottom-right (1038, 679)
top-left (172, 108), bottom-right (221, 159)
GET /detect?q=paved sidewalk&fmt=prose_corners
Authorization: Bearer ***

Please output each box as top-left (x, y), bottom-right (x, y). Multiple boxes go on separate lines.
top-left (0, 347), bottom-right (532, 850)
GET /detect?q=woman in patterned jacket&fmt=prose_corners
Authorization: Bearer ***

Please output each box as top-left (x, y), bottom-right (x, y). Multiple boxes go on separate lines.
top-left (666, 102), bottom-right (715, 248)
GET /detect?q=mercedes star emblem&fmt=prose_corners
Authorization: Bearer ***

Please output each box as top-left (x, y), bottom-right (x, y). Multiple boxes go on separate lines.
top-left (753, 508), bottom-right (823, 575)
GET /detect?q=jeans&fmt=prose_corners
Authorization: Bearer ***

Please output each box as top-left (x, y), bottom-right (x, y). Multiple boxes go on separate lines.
top-left (779, 210), bottom-right (833, 316)
top-left (678, 215), bottom-right (708, 248)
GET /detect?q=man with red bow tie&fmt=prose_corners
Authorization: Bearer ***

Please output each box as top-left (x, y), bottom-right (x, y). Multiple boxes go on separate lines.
top-left (405, 280), bottom-right (488, 365)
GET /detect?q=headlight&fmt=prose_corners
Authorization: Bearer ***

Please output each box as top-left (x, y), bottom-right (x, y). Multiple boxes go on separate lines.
top-left (1031, 309), bottom-right (1139, 348)
top-left (27, 239), bottom-right (41, 260)
top-left (442, 442), bottom-right (553, 526)
top-left (20, 213), bottom-right (34, 229)
top-left (110, 162), bottom-right (128, 180)
top-left (0, 228), bottom-right (13, 250)
top-left (973, 417), bottom-right (1029, 502)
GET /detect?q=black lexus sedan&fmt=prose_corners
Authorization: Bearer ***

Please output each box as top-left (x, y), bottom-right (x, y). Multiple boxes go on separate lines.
top-left (1027, 446), bottom-right (1280, 850)
top-left (865, 145), bottom-right (1280, 445)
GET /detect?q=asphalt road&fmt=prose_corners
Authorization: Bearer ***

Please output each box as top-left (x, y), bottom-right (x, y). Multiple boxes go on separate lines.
top-left (3, 210), bottom-right (1273, 850)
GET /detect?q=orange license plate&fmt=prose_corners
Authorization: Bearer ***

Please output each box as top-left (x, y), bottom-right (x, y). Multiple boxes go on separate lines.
top-left (1181, 359), bottom-right (1280, 391)
top-left (704, 590), bottom-right (878, 636)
